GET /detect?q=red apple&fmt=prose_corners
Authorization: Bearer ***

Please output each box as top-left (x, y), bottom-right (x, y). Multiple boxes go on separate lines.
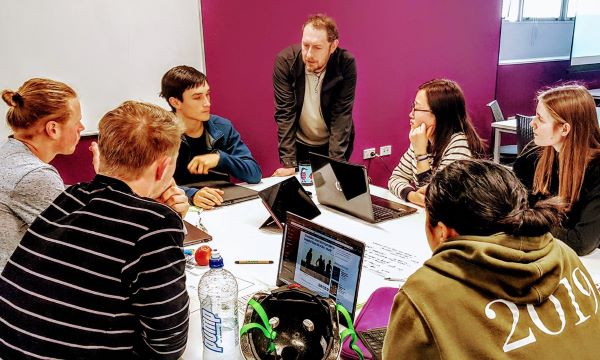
top-left (195, 245), bottom-right (212, 266)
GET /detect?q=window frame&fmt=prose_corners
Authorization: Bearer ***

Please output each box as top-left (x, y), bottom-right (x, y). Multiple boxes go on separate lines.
top-left (503, 0), bottom-right (575, 22)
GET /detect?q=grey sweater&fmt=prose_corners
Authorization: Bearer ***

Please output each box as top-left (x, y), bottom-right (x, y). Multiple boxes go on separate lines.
top-left (0, 137), bottom-right (64, 271)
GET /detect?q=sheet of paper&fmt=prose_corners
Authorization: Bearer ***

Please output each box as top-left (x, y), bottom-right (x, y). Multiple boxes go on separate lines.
top-left (363, 241), bottom-right (422, 281)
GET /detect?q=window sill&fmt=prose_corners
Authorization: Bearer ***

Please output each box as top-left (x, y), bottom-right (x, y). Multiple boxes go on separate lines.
top-left (499, 56), bottom-right (570, 65)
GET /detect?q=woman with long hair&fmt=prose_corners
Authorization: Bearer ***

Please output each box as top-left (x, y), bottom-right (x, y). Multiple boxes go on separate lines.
top-left (1, 78), bottom-right (85, 270)
top-left (513, 84), bottom-right (600, 255)
top-left (383, 160), bottom-right (600, 358)
top-left (388, 79), bottom-right (486, 207)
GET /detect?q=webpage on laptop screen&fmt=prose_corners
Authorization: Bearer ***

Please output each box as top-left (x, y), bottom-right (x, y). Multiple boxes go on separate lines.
top-left (293, 226), bottom-right (361, 312)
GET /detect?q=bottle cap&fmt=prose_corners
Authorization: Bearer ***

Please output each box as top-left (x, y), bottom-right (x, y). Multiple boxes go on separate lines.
top-left (209, 249), bottom-right (224, 269)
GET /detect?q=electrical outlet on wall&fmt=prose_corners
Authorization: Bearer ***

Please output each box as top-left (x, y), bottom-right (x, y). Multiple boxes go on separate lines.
top-left (363, 147), bottom-right (376, 159)
top-left (380, 145), bottom-right (392, 156)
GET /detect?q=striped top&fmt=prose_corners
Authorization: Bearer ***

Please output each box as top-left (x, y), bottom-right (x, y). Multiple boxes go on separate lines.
top-left (0, 175), bottom-right (189, 359)
top-left (388, 133), bottom-right (473, 201)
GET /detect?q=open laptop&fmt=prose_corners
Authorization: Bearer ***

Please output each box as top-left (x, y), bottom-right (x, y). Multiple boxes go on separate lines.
top-left (182, 219), bottom-right (212, 246)
top-left (258, 176), bottom-right (321, 230)
top-left (184, 179), bottom-right (258, 206)
top-left (309, 152), bottom-right (417, 223)
top-left (276, 212), bottom-right (365, 322)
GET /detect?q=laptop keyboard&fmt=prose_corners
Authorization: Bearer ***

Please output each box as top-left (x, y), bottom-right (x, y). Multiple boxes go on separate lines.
top-left (357, 327), bottom-right (387, 360)
top-left (372, 203), bottom-right (402, 221)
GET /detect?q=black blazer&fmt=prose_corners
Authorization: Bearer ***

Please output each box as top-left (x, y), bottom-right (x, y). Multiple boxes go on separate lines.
top-left (273, 44), bottom-right (357, 167)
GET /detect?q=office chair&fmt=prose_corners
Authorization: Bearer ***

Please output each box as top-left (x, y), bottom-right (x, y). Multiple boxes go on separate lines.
top-left (486, 100), bottom-right (505, 123)
top-left (487, 100), bottom-right (517, 160)
top-left (516, 114), bottom-right (535, 154)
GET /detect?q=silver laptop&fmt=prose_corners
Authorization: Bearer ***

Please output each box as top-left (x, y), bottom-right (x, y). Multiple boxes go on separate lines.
top-left (309, 153), bottom-right (417, 223)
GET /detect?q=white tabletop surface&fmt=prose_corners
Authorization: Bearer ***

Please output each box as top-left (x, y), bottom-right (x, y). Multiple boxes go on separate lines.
top-left (181, 176), bottom-right (600, 359)
top-left (491, 119), bottom-right (516, 131)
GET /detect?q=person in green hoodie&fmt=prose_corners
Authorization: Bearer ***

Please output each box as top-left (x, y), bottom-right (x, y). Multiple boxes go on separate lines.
top-left (383, 159), bottom-right (600, 359)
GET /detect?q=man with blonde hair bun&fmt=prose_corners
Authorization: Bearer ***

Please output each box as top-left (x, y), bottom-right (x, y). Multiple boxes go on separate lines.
top-left (0, 101), bottom-right (190, 359)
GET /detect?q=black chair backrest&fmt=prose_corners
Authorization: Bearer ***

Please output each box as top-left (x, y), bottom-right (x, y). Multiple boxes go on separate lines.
top-left (516, 114), bottom-right (534, 154)
top-left (486, 100), bottom-right (505, 122)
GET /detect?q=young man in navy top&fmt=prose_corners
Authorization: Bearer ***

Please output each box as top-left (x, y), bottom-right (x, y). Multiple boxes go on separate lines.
top-left (160, 65), bottom-right (262, 209)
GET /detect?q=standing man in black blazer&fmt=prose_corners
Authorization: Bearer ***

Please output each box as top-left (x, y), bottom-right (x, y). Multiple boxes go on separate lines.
top-left (272, 14), bottom-right (357, 176)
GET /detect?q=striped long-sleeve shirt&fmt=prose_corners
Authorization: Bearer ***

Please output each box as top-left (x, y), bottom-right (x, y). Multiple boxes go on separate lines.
top-left (388, 133), bottom-right (473, 201)
top-left (0, 175), bottom-right (189, 359)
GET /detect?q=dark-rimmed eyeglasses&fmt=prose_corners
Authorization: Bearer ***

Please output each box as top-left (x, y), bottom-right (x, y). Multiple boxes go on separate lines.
top-left (411, 102), bottom-right (432, 113)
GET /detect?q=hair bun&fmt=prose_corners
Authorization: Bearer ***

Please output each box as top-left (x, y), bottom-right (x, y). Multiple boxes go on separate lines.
top-left (1, 90), bottom-right (23, 107)
top-left (12, 92), bottom-right (23, 106)
top-left (512, 197), bottom-right (565, 236)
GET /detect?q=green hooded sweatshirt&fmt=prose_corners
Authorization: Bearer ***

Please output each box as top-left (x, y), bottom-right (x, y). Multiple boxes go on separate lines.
top-left (383, 233), bottom-right (600, 359)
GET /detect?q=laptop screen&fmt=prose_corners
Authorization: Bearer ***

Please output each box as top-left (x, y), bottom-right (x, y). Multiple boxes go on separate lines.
top-left (309, 152), bottom-right (417, 223)
top-left (310, 152), bottom-right (368, 201)
top-left (277, 213), bottom-right (365, 319)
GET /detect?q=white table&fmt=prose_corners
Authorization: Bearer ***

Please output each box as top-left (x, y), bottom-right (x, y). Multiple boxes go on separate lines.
top-left (491, 113), bottom-right (600, 164)
top-left (181, 176), bottom-right (431, 359)
top-left (491, 119), bottom-right (516, 163)
top-left (180, 176), bottom-right (600, 359)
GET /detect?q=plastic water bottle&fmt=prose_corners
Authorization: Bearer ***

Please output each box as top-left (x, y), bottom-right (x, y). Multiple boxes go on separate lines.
top-left (198, 249), bottom-right (240, 359)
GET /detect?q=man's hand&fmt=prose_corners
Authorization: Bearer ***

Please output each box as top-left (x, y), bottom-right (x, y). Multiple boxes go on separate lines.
top-left (187, 153), bottom-right (220, 175)
top-left (89, 141), bottom-right (100, 174)
top-left (272, 167), bottom-right (296, 177)
top-left (157, 180), bottom-right (190, 218)
top-left (192, 187), bottom-right (225, 210)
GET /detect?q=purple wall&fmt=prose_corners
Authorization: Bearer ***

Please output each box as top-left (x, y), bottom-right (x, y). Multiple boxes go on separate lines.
top-left (49, 3), bottom-right (600, 189)
top-left (201, 0), bottom-right (502, 187)
top-left (51, 136), bottom-right (96, 185)
top-left (496, 61), bottom-right (600, 117)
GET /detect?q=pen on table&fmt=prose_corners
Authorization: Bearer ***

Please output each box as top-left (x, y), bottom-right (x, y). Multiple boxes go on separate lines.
top-left (384, 277), bottom-right (406, 282)
top-left (235, 260), bottom-right (274, 264)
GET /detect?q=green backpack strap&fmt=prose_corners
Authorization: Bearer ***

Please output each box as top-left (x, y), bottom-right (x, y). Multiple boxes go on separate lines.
top-left (240, 298), bottom-right (277, 353)
top-left (336, 304), bottom-right (365, 360)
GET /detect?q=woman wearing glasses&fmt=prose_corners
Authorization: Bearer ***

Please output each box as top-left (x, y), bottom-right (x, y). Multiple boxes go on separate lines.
top-left (388, 79), bottom-right (485, 206)
top-left (513, 84), bottom-right (600, 256)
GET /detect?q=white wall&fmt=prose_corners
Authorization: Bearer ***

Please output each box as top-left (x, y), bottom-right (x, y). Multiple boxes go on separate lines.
top-left (499, 20), bottom-right (574, 64)
top-left (0, 0), bottom-right (205, 139)
top-left (571, 0), bottom-right (600, 67)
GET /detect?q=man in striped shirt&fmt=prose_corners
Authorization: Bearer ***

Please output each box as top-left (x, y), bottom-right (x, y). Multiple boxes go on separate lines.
top-left (0, 101), bottom-right (190, 359)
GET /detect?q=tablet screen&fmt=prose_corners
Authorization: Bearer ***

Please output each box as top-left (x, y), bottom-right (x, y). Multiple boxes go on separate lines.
top-left (258, 177), bottom-right (321, 226)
